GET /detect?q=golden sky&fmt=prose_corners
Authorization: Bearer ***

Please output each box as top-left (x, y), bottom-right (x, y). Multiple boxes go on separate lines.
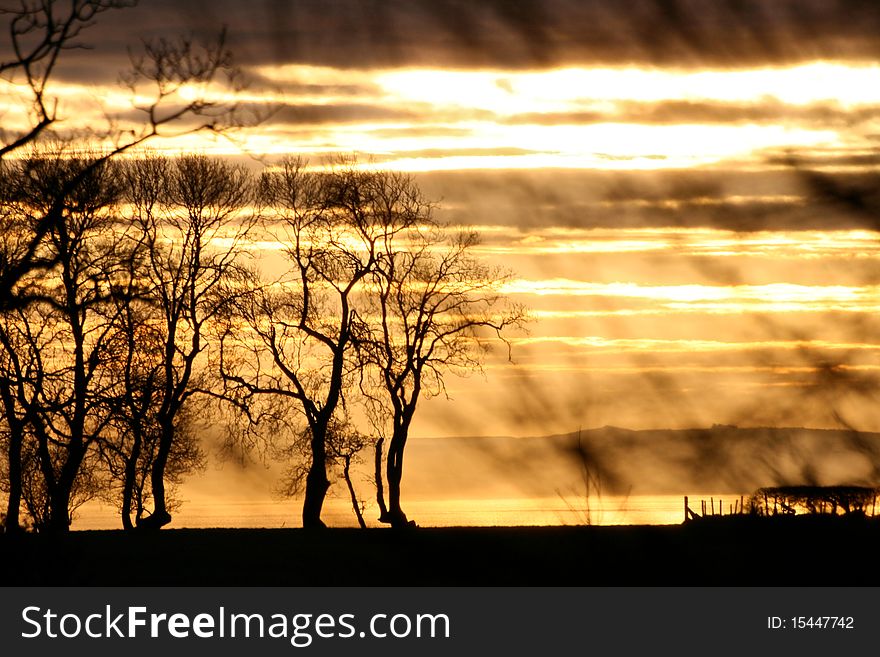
top-left (6, 0), bottom-right (880, 438)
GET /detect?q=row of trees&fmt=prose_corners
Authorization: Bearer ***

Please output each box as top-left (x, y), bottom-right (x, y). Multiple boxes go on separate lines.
top-left (0, 0), bottom-right (253, 533)
top-left (217, 158), bottom-right (522, 528)
top-left (0, 0), bottom-right (521, 533)
top-left (0, 151), bottom-right (249, 531)
top-left (0, 150), bottom-right (522, 532)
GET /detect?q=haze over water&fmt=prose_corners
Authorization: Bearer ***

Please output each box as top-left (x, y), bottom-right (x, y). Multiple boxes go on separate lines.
top-left (76, 495), bottom-right (692, 529)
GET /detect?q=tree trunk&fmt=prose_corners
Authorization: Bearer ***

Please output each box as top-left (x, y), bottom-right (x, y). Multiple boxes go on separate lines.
top-left (0, 379), bottom-right (24, 532)
top-left (374, 437), bottom-right (389, 522)
top-left (386, 461), bottom-right (408, 528)
top-left (141, 417), bottom-right (173, 529)
top-left (120, 437), bottom-right (141, 531)
top-left (3, 426), bottom-right (23, 533)
top-left (384, 421), bottom-right (411, 528)
top-left (45, 442), bottom-right (87, 533)
top-left (302, 461), bottom-right (330, 528)
top-left (46, 486), bottom-right (71, 533)
top-left (343, 454), bottom-right (366, 529)
top-left (135, 492), bottom-right (145, 525)
top-left (302, 422), bottom-right (330, 529)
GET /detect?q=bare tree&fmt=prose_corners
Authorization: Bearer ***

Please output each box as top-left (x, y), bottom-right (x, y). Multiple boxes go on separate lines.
top-left (0, 147), bottom-right (129, 532)
top-left (0, 305), bottom-right (39, 532)
top-left (274, 416), bottom-right (370, 529)
top-left (219, 160), bottom-right (523, 529)
top-left (0, 0), bottom-right (247, 313)
top-left (124, 153), bottom-right (254, 529)
top-left (0, 0), bottom-right (131, 158)
top-left (97, 251), bottom-right (165, 530)
top-left (219, 158), bottom-right (423, 528)
top-left (334, 423), bottom-right (369, 529)
top-left (1, 149), bottom-right (236, 533)
top-left (361, 225), bottom-right (525, 527)
top-left (97, 246), bottom-right (206, 530)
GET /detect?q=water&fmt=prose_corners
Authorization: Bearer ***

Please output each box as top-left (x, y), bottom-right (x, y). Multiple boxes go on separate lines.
top-left (71, 494), bottom-right (703, 530)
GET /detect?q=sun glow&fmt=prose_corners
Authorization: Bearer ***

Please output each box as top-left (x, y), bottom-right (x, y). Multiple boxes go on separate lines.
top-left (502, 280), bottom-right (880, 314)
top-left (7, 60), bottom-right (875, 171)
top-left (513, 336), bottom-right (880, 353)
top-left (304, 61), bottom-right (869, 169)
top-left (377, 62), bottom-right (880, 111)
top-left (472, 228), bottom-right (880, 258)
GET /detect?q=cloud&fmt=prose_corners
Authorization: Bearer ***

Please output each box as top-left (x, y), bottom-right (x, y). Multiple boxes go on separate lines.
top-left (504, 101), bottom-right (880, 129)
top-left (256, 102), bottom-right (496, 126)
top-left (412, 168), bottom-right (880, 232)
top-left (769, 152), bottom-right (880, 167)
top-left (369, 147), bottom-right (548, 161)
top-left (366, 126), bottom-right (475, 139)
top-left (32, 0), bottom-right (880, 86)
top-left (264, 102), bottom-right (420, 124)
top-left (243, 73), bottom-right (378, 99)
top-left (205, 0), bottom-right (880, 70)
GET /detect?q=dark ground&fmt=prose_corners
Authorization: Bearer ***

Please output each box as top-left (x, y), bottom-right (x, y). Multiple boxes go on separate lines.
top-left (2, 516), bottom-right (877, 586)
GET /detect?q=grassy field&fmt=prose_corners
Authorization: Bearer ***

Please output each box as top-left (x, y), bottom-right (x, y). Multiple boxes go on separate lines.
top-left (2, 516), bottom-right (878, 586)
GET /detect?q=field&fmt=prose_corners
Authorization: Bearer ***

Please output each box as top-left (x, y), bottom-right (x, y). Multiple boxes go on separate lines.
top-left (3, 516), bottom-right (878, 586)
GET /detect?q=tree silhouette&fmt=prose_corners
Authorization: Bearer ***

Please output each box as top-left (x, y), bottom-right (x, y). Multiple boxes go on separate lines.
top-left (0, 0), bottom-right (130, 158)
top-left (0, 148), bottom-right (128, 532)
top-left (274, 416), bottom-right (370, 529)
top-left (361, 225), bottom-right (525, 527)
top-left (0, 304), bottom-right (42, 532)
top-left (0, 150), bottom-right (251, 532)
top-left (123, 154), bottom-right (253, 529)
top-left (97, 251), bottom-right (206, 530)
top-left (219, 158), bottom-right (424, 528)
top-left (218, 159), bottom-right (523, 528)
top-left (0, 1), bottom-right (247, 315)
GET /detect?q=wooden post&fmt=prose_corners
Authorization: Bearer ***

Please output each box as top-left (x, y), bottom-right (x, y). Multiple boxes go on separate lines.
top-left (702, 500), bottom-right (706, 516)
top-left (711, 497), bottom-right (715, 515)
top-left (684, 496), bottom-right (688, 522)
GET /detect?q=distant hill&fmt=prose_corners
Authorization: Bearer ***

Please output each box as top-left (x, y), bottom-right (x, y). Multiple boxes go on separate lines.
top-left (402, 426), bottom-right (880, 498)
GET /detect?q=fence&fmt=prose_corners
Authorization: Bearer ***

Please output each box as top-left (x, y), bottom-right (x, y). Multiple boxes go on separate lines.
top-left (684, 486), bottom-right (880, 522)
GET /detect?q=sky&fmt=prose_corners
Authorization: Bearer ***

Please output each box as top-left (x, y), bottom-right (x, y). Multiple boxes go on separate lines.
top-left (5, 0), bottom-right (880, 445)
